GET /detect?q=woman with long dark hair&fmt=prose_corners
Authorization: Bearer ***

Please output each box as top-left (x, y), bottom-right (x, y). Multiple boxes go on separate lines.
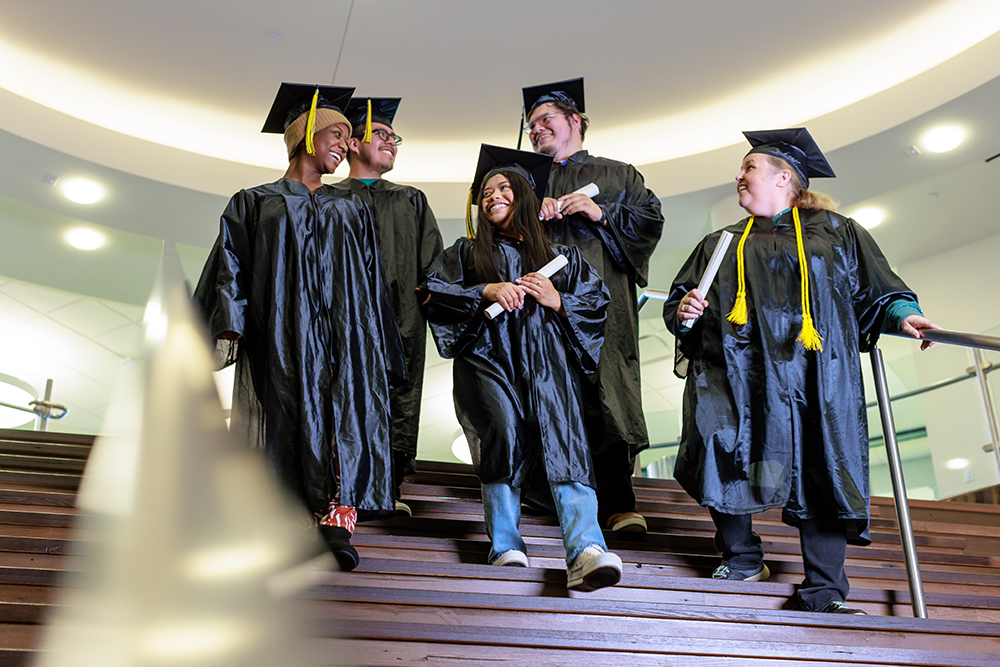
top-left (664, 128), bottom-right (939, 614)
top-left (422, 145), bottom-right (622, 592)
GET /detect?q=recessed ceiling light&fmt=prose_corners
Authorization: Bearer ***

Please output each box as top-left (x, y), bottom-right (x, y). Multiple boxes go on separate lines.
top-left (451, 435), bottom-right (473, 465)
top-left (61, 178), bottom-right (104, 204)
top-left (945, 457), bottom-right (970, 470)
top-left (921, 125), bottom-right (964, 153)
top-left (851, 207), bottom-right (885, 230)
top-left (65, 228), bottom-right (106, 251)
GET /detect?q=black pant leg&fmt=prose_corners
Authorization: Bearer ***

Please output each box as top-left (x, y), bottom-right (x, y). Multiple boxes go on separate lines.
top-left (709, 509), bottom-right (764, 571)
top-left (796, 517), bottom-right (850, 611)
top-left (593, 446), bottom-right (637, 524)
top-left (391, 448), bottom-right (415, 501)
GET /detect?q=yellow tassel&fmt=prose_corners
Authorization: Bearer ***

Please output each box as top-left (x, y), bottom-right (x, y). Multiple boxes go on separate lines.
top-left (304, 88), bottom-right (319, 156)
top-left (797, 314), bottom-right (824, 351)
top-left (465, 188), bottom-right (475, 238)
top-left (727, 292), bottom-right (748, 325)
top-left (726, 217), bottom-right (755, 325)
top-left (793, 207), bottom-right (822, 352)
top-left (362, 99), bottom-right (373, 143)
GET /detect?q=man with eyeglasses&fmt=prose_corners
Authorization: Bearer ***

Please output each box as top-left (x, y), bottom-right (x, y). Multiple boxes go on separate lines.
top-left (523, 78), bottom-right (664, 535)
top-left (332, 97), bottom-right (443, 518)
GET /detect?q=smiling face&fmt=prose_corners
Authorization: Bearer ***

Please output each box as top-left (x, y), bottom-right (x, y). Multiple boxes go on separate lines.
top-left (527, 102), bottom-right (581, 160)
top-left (349, 121), bottom-right (398, 174)
top-left (311, 122), bottom-right (351, 174)
top-left (735, 153), bottom-right (794, 217)
top-left (480, 173), bottom-right (516, 235)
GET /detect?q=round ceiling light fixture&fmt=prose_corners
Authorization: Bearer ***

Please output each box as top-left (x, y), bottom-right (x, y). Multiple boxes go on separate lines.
top-left (850, 207), bottom-right (885, 230)
top-left (0, 373), bottom-right (38, 429)
top-left (921, 125), bottom-right (964, 153)
top-left (65, 227), bottom-right (106, 251)
top-left (945, 457), bottom-right (970, 470)
top-left (61, 178), bottom-right (105, 204)
top-left (451, 434), bottom-right (473, 465)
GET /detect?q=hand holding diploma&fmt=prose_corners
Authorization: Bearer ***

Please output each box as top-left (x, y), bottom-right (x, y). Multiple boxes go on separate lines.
top-left (680, 231), bottom-right (734, 327)
top-left (540, 183), bottom-right (600, 222)
top-left (486, 254), bottom-right (568, 320)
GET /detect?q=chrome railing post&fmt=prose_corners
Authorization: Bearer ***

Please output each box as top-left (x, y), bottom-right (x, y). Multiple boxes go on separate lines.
top-left (971, 349), bottom-right (1000, 481)
top-left (38, 379), bottom-right (54, 432)
top-left (869, 345), bottom-right (928, 619)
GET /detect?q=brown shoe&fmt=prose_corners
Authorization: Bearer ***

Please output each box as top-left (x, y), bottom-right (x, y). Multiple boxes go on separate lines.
top-left (606, 512), bottom-right (647, 533)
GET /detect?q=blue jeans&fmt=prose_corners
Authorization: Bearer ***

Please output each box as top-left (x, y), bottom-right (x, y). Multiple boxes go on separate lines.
top-left (482, 478), bottom-right (606, 565)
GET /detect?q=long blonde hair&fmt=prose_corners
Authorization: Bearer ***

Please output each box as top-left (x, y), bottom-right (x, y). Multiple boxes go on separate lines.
top-left (764, 155), bottom-right (838, 211)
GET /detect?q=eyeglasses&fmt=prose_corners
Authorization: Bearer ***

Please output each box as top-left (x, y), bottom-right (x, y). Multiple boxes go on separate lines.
top-left (524, 112), bottom-right (559, 134)
top-left (354, 128), bottom-right (403, 145)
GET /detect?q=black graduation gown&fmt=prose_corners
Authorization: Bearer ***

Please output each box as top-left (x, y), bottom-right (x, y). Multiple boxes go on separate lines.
top-left (193, 178), bottom-right (406, 517)
top-left (423, 238), bottom-right (609, 488)
top-left (331, 178), bottom-right (444, 458)
top-left (544, 150), bottom-right (663, 457)
top-left (662, 208), bottom-right (918, 545)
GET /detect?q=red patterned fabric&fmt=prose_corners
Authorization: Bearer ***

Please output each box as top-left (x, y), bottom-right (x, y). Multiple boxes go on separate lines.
top-left (319, 504), bottom-right (357, 534)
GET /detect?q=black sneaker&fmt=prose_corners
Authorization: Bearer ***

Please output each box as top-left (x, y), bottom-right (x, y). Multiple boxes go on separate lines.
top-left (820, 600), bottom-right (867, 615)
top-left (711, 562), bottom-right (769, 582)
top-left (318, 525), bottom-right (360, 572)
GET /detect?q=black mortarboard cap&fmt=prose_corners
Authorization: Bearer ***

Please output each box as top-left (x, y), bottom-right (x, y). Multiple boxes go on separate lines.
top-left (472, 144), bottom-right (554, 203)
top-left (743, 127), bottom-right (835, 188)
top-left (522, 77), bottom-right (585, 117)
top-left (261, 83), bottom-right (355, 133)
top-left (345, 97), bottom-right (400, 129)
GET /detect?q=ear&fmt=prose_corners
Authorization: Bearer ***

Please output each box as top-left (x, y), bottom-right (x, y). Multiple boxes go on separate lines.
top-left (776, 169), bottom-right (793, 188)
top-left (347, 137), bottom-right (361, 154)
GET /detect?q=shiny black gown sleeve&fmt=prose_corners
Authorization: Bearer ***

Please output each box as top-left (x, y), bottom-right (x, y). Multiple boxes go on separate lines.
top-left (421, 239), bottom-right (486, 359)
top-left (589, 163), bottom-right (664, 288)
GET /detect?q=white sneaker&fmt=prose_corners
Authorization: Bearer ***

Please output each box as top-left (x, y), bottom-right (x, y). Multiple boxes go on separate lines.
top-left (567, 546), bottom-right (622, 591)
top-left (491, 549), bottom-right (528, 567)
top-left (394, 500), bottom-right (412, 517)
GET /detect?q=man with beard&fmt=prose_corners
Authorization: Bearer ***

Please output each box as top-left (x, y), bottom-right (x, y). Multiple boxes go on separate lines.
top-left (332, 97), bottom-right (443, 517)
top-left (525, 78), bottom-right (664, 534)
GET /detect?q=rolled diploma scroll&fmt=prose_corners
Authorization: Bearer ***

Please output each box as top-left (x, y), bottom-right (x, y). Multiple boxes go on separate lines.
top-left (682, 230), bottom-right (734, 327)
top-left (485, 254), bottom-right (569, 320)
top-left (539, 182), bottom-right (600, 219)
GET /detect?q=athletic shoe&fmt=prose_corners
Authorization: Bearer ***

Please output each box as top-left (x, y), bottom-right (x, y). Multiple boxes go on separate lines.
top-left (491, 549), bottom-right (528, 567)
top-left (567, 546), bottom-right (623, 592)
top-left (820, 600), bottom-right (868, 615)
top-left (395, 500), bottom-right (412, 517)
top-left (318, 525), bottom-right (360, 572)
top-left (605, 512), bottom-right (647, 533)
top-left (711, 562), bottom-right (770, 582)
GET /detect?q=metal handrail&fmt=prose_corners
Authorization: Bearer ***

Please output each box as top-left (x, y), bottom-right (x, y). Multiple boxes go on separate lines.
top-left (638, 288), bottom-right (1000, 619)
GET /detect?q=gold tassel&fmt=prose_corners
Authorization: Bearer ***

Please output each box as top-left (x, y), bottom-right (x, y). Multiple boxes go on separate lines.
top-left (726, 217), bottom-right (755, 325)
top-left (465, 188), bottom-right (475, 238)
top-left (793, 207), bottom-right (823, 352)
top-left (304, 88), bottom-right (320, 156)
top-left (362, 99), bottom-right (373, 143)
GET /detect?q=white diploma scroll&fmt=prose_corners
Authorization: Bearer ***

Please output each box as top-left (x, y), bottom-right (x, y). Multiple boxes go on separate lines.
top-left (539, 182), bottom-right (600, 219)
top-left (485, 254), bottom-right (569, 320)
top-left (682, 231), bottom-right (734, 327)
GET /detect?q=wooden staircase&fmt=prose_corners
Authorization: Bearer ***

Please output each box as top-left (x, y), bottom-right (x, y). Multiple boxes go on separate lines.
top-left (2, 428), bottom-right (999, 665)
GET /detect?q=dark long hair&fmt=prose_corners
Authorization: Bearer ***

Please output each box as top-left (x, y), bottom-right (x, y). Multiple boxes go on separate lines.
top-left (471, 170), bottom-right (556, 284)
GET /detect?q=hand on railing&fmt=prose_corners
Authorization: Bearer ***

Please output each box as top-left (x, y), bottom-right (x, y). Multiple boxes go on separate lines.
top-left (900, 315), bottom-right (942, 351)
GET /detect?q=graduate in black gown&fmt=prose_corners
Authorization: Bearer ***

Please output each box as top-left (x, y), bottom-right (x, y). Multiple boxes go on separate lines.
top-left (524, 78), bottom-right (664, 533)
top-left (331, 97), bottom-right (443, 516)
top-left (422, 145), bottom-right (622, 591)
top-left (663, 128), bottom-right (939, 613)
top-left (193, 83), bottom-right (406, 571)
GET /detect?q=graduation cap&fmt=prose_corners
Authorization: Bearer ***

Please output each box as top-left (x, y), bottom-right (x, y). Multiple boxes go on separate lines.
top-left (261, 83), bottom-right (355, 159)
top-left (743, 127), bottom-right (835, 188)
top-left (345, 97), bottom-right (401, 143)
top-left (466, 145), bottom-right (553, 237)
top-left (522, 77), bottom-right (585, 116)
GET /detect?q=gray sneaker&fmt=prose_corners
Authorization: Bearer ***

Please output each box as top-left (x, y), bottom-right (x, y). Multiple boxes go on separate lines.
top-left (567, 546), bottom-right (623, 592)
top-left (711, 562), bottom-right (770, 582)
top-left (491, 549), bottom-right (528, 567)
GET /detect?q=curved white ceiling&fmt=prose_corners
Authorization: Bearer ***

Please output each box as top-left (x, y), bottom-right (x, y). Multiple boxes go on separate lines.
top-left (1, 0), bottom-right (999, 195)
